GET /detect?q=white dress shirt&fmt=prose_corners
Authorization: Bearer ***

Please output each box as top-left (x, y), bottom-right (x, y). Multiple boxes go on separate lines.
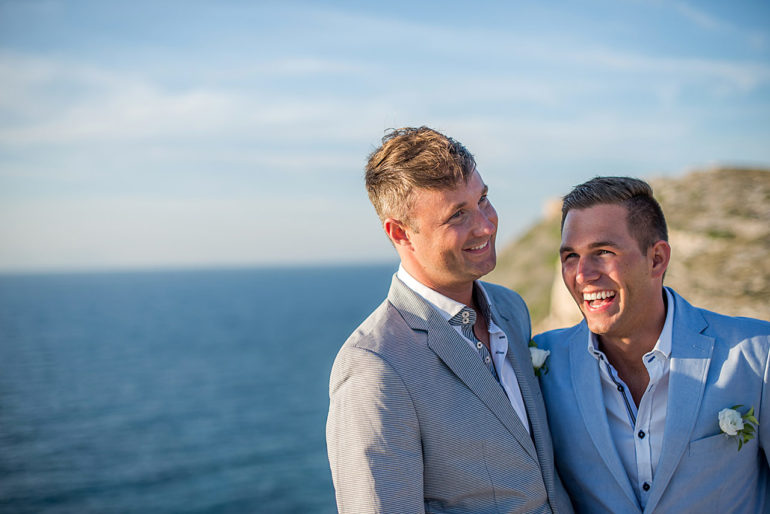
top-left (397, 265), bottom-right (530, 433)
top-left (587, 288), bottom-right (675, 509)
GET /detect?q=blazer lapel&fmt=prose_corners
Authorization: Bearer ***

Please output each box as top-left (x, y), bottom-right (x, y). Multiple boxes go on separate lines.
top-left (387, 276), bottom-right (538, 462)
top-left (644, 289), bottom-right (714, 513)
top-left (490, 298), bottom-right (559, 498)
top-left (570, 321), bottom-right (639, 509)
top-left (489, 298), bottom-right (542, 460)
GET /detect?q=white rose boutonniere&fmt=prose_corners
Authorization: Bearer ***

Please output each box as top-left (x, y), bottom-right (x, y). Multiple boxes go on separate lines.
top-left (719, 405), bottom-right (759, 451)
top-left (528, 340), bottom-right (550, 377)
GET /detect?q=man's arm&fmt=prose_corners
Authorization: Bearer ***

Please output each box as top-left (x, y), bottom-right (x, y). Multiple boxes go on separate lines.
top-left (326, 346), bottom-right (424, 513)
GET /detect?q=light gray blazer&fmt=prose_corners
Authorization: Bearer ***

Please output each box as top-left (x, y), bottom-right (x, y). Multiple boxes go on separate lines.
top-left (535, 288), bottom-right (770, 513)
top-left (326, 275), bottom-right (573, 513)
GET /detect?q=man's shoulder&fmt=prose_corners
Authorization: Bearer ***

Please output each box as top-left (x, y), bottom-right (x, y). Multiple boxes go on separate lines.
top-left (329, 296), bottom-right (429, 393)
top-left (339, 297), bottom-right (417, 357)
top-left (533, 322), bottom-right (585, 353)
top-left (700, 308), bottom-right (770, 335)
top-left (672, 289), bottom-right (770, 341)
top-left (532, 324), bottom-right (585, 397)
top-left (479, 280), bottom-right (526, 311)
top-left (479, 281), bottom-right (532, 335)
top-left (480, 280), bottom-right (522, 300)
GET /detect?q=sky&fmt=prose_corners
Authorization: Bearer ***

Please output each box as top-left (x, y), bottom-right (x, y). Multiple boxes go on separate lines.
top-left (1, 0), bottom-right (769, 272)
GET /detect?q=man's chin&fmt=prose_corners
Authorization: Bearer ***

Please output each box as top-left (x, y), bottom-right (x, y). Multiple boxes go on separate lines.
top-left (583, 315), bottom-right (618, 336)
top-left (474, 260), bottom-right (496, 279)
top-left (481, 251), bottom-right (497, 270)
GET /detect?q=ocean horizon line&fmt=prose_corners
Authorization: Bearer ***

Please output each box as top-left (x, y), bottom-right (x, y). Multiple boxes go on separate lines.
top-left (0, 259), bottom-right (400, 277)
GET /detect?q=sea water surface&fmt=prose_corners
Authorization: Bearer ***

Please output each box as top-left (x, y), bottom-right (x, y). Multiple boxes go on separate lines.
top-left (0, 265), bottom-right (396, 513)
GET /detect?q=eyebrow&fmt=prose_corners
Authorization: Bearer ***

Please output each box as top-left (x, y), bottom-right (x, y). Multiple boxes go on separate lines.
top-left (559, 240), bottom-right (620, 254)
top-left (446, 184), bottom-right (489, 215)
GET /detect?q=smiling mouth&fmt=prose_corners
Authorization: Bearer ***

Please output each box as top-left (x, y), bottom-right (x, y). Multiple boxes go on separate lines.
top-left (465, 240), bottom-right (490, 252)
top-left (582, 290), bottom-right (616, 310)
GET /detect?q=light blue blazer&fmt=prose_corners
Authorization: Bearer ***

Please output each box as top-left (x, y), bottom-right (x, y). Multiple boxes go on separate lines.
top-left (535, 288), bottom-right (770, 513)
top-left (327, 275), bottom-right (573, 513)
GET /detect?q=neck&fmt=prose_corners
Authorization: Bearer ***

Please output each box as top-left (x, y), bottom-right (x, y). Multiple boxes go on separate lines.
top-left (400, 262), bottom-right (475, 306)
top-left (444, 284), bottom-right (475, 307)
top-left (598, 288), bottom-right (668, 368)
top-left (597, 289), bottom-right (668, 407)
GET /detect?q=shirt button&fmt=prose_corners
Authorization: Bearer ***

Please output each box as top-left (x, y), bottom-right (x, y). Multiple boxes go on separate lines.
top-left (484, 356), bottom-right (491, 364)
top-left (617, 384), bottom-right (624, 392)
top-left (642, 482), bottom-right (650, 491)
top-left (477, 342), bottom-right (483, 349)
top-left (638, 430), bottom-right (646, 439)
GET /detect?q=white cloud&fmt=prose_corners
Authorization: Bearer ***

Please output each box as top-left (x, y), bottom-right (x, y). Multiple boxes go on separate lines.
top-left (564, 47), bottom-right (770, 92)
top-left (674, 2), bottom-right (723, 31)
top-left (674, 1), bottom-right (768, 51)
top-left (264, 57), bottom-right (367, 75)
top-left (2, 35), bottom-right (768, 152)
top-left (0, 51), bottom-right (379, 146)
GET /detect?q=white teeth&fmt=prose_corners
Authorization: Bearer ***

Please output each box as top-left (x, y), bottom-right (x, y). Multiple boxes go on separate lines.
top-left (583, 291), bottom-right (616, 301)
top-left (469, 241), bottom-right (488, 251)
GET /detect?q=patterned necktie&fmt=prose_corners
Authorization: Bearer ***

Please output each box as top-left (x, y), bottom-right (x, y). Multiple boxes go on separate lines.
top-left (448, 307), bottom-right (500, 382)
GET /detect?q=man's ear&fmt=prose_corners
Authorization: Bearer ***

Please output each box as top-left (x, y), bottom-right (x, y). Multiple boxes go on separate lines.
top-left (384, 218), bottom-right (412, 248)
top-left (649, 240), bottom-right (671, 279)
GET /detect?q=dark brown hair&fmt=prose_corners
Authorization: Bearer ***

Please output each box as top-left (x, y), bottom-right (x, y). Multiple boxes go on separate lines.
top-left (561, 176), bottom-right (668, 252)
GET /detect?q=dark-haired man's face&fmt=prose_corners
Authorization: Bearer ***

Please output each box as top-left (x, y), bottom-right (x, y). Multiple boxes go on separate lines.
top-left (401, 170), bottom-right (497, 301)
top-left (559, 204), bottom-right (663, 341)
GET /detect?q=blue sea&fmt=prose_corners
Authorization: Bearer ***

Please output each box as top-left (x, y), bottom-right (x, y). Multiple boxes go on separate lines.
top-left (0, 265), bottom-right (396, 513)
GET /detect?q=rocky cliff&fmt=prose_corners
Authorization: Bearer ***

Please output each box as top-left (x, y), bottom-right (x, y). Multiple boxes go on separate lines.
top-left (487, 167), bottom-right (770, 333)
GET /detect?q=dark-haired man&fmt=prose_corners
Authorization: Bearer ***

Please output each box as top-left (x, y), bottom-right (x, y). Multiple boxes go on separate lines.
top-left (536, 176), bottom-right (770, 513)
top-left (326, 127), bottom-right (572, 513)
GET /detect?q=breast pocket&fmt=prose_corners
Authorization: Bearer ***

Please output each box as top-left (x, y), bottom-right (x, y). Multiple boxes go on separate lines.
top-left (684, 431), bottom-right (762, 512)
top-left (688, 432), bottom-right (733, 457)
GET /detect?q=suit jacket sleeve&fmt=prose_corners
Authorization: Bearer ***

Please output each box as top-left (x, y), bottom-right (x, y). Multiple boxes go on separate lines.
top-left (326, 345), bottom-right (424, 514)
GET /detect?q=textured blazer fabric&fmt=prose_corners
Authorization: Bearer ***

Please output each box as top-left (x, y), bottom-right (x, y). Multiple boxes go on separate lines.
top-left (536, 288), bottom-right (770, 514)
top-left (327, 275), bottom-right (573, 514)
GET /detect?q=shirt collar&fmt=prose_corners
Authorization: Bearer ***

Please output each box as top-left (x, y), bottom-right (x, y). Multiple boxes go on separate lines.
top-left (656, 287), bottom-right (675, 357)
top-left (587, 287), bottom-right (675, 361)
top-left (397, 264), bottom-right (495, 326)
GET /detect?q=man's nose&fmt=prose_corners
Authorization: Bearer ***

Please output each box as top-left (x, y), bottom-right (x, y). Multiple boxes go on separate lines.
top-left (576, 257), bottom-right (599, 283)
top-left (472, 208), bottom-right (496, 236)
